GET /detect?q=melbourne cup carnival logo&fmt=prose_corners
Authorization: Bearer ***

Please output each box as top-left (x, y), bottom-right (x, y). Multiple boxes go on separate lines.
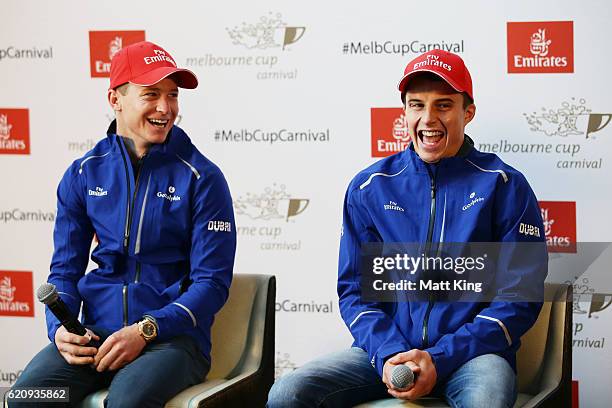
top-left (226, 12), bottom-right (305, 50)
top-left (570, 277), bottom-right (612, 317)
top-left (234, 184), bottom-right (309, 222)
top-left (184, 13), bottom-right (304, 80)
top-left (524, 98), bottom-right (611, 139)
top-left (275, 352), bottom-right (298, 379)
top-left (234, 184), bottom-right (309, 251)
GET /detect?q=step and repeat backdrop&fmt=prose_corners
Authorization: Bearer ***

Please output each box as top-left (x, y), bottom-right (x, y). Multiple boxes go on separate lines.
top-left (1, 1), bottom-right (611, 406)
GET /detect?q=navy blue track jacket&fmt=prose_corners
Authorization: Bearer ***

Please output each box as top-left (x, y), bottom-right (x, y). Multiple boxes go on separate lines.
top-left (338, 136), bottom-right (548, 382)
top-left (46, 121), bottom-right (236, 363)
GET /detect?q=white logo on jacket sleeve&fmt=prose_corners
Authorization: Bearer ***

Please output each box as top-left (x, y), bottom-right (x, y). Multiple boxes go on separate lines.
top-left (519, 222), bottom-right (541, 237)
top-left (157, 186), bottom-right (181, 202)
top-left (462, 192), bottom-right (484, 211)
top-left (88, 186), bottom-right (108, 197)
top-left (208, 220), bottom-right (232, 232)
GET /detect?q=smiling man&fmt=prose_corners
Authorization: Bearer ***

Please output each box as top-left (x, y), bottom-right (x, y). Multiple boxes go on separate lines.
top-left (10, 41), bottom-right (236, 407)
top-left (267, 50), bottom-right (547, 407)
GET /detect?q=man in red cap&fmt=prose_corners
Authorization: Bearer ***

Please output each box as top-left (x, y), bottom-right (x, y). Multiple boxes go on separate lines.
top-left (11, 41), bottom-right (236, 407)
top-left (268, 49), bottom-right (547, 407)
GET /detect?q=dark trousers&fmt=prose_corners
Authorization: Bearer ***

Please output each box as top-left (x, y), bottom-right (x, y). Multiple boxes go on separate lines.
top-left (9, 329), bottom-right (209, 408)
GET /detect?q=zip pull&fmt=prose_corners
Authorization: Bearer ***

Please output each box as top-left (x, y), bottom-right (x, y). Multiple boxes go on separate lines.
top-left (430, 178), bottom-right (436, 199)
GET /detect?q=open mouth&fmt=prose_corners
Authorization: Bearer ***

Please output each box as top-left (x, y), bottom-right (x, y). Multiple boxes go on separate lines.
top-left (147, 118), bottom-right (169, 128)
top-left (418, 130), bottom-right (445, 147)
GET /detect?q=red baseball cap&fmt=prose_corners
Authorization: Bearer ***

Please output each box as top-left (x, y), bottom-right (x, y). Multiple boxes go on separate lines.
top-left (397, 49), bottom-right (473, 102)
top-left (109, 41), bottom-right (198, 90)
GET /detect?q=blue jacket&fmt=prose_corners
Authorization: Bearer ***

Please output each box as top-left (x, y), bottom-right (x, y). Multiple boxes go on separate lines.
top-left (46, 121), bottom-right (236, 362)
top-left (338, 136), bottom-right (547, 382)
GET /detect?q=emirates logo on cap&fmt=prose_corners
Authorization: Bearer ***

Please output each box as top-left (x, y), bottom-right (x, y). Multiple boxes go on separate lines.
top-left (89, 30), bottom-right (146, 78)
top-left (144, 49), bottom-right (177, 67)
top-left (412, 54), bottom-right (453, 72)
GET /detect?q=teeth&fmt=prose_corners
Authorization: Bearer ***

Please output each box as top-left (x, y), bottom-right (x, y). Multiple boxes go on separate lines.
top-left (421, 130), bottom-right (443, 137)
top-left (419, 130), bottom-right (444, 146)
top-left (148, 119), bottom-right (168, 127)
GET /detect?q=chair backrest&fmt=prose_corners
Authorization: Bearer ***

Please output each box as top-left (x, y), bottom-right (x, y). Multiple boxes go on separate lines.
top-left (516, 283), bottom-right (572, 395)
top-left (207, 274), bottom-right (268, 380)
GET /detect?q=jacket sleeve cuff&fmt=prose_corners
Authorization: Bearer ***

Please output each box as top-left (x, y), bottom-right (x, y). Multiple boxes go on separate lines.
top-left (45, 296), bottom-right (81, 344)
top-left (374, 343), bottom-right (411, 377)
top-left (425, 345), bottom-right (455, 383)
top-left (48, 322), bottom-right (62, 343)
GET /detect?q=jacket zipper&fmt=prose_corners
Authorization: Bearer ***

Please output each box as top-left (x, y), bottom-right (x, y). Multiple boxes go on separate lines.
top-left (122, 285), bottom-right (128, 327)
top-left (118, 144), bottom-right (131, 250)
top-left (118, 138), bottom-right (146, 326)
top-left (129, 158), bottom-right (144, 287)
top-left (422, 166), bottom-right (437, 348)
top-left (127, 157), bottom-right (145, 250)
top-left (135, 263), bottom-right (141, 283)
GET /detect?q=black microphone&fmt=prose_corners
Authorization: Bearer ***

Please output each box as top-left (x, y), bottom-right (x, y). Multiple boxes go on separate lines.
top-left (390, 364), bottom-right (417, 389)
top-left (37, 282), bottom-right (97, 345)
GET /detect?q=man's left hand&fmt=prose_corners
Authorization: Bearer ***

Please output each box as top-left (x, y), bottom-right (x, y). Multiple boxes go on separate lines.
top-left (385, 349), bottom-right (437, 400)
top-left (93, 324), bottom-right (146, 372)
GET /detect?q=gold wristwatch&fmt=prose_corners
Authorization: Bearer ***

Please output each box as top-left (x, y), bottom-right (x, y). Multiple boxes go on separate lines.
top-left (137, 316), bottom-right (158, 343)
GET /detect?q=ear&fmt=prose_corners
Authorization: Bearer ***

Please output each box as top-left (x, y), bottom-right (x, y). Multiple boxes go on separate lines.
top-left (464, 103), bottom-right (476, 125)
top-left (108, 89), bottom-right (121, 112)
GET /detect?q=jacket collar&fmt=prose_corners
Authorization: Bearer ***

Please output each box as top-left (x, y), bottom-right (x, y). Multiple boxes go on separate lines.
top-left (105, 119), bottom-right (185, 155)
top-left (404, 134), bottom-right (475, 173)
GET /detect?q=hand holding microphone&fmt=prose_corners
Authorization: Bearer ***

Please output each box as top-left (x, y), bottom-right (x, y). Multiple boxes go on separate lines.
top-left (390, 364), bottom-right (418, 390)
top-left (37, 283), bottom-right (101, 365)
top-left (384, 349), bottom-right (437, 400)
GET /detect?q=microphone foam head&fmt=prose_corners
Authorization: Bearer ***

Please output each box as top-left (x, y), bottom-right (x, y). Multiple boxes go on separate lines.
top-left (37, 282), bottom-right (58, 305)
top-left (390, 364), bottom-right (414, 389)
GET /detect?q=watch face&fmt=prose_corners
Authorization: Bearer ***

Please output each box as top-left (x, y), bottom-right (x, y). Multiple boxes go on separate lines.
top-left (143, 322), bottom-right (155, 337)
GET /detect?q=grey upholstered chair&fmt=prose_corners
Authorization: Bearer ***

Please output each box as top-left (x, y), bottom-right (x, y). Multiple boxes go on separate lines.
top-left (79, 273), bottom-right (276, 408)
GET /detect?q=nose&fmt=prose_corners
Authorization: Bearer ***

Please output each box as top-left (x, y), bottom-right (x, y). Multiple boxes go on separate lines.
top-left (156, 96), bottom-right (170, 114)
top-left (421, 105), bottom-right (437, 125)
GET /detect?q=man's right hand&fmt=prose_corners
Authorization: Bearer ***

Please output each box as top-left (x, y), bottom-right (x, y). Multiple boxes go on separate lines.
top-left (54, 326), bottom-right (100, 365)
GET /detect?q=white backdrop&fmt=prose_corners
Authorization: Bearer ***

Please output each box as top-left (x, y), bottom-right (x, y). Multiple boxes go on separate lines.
top-left (1, 1), bottom-right (611, 406)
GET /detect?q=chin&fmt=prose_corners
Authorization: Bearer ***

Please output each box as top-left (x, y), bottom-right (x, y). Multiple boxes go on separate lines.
top-left (146, 135), bottom-right (168, 144)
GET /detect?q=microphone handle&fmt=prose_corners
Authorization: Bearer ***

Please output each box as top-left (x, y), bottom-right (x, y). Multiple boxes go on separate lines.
top-left (48, 297), bottom-right (87, 336)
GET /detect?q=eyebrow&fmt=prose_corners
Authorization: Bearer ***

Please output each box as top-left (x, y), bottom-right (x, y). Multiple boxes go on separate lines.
top-left (407, 97), bottom-right (455, 103)
top-left (140, 87), bottom-right (179, 92)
